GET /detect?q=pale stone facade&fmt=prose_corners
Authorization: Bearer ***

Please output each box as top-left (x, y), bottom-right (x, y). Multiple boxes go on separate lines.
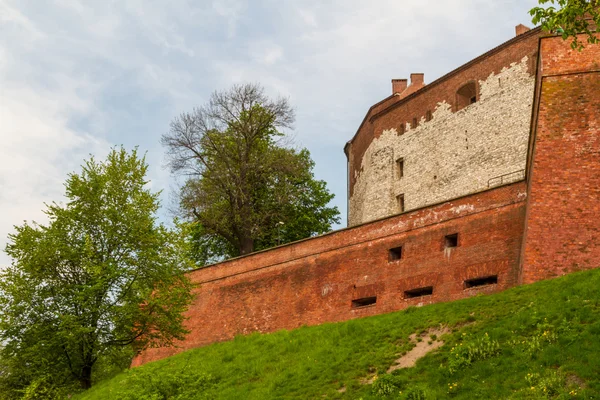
top-left (349, 57), bottom-right (534, 226)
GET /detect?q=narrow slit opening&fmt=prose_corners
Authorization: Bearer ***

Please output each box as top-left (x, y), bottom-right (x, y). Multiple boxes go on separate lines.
top-left (388, 246), bottom-right (403, 262)
top-left (404, 286), bottom-right (433, 299)
top-left (445, 233), bottom-right (458, 248)
top-left (464, 275), bottom-right (498, 289)
top-left (352, 296), bottom-right (377, 308)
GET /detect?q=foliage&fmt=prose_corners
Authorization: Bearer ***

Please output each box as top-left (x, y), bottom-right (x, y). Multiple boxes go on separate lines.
top-left (371, 373), bottom-right (406, 397)
top-left (77, 268), bottom-right (600, 399)
top-left (106, 368), bottom-right (217, 400)
top-left (0, 148), bottom-right (194, 395)
top-left (445, 332), bottom-right (501, 375)
top-left (162, 83), bottom-right (340, 263)
top-left (530, 0), bottom-right (600, 50)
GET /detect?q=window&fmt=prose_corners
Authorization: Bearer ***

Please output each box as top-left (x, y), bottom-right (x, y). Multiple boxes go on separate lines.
top-left (352, 296), bottom-right (377, 308)
top-left (388, 246), bottom-right (403, 262)
top-left (426, 110), bottom-right (432, 121)
top-left (395, 158), bottom-right (404, 178)
top-left (404, 286), bottom-right (433, 299)
top-left (398, 123), bottom-right (405, 135)
top-left (456, 81), bottom-right (477, 111)
top-left (396, 194), bottom-right (405, 213)
top-left (445, 233), bottom-right (459, 248)
top-left (412, 117), bottom-right (418, 129)
top-left (464, 276), bottom-right (498, 289)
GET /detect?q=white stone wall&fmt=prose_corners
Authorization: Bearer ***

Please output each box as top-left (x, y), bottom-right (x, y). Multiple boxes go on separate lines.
top-left (349, 57), bottom-right (534, 226)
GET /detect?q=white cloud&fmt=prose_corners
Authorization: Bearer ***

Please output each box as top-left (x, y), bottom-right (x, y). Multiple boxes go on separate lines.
top-left (0, 0), bottom-right (541, 266)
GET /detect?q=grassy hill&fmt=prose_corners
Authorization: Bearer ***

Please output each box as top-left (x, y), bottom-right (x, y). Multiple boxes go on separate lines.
top-left (79, 269), bottom-right (600, 399)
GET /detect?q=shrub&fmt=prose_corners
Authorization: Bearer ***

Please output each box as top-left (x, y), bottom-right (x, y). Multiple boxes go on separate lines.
top-left (372, 374), bottom-right (406, 397)
top-left (447, 333), bottom-right (500, 374)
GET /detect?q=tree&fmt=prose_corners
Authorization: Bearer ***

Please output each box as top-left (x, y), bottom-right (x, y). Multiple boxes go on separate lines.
top-left (530, 0), bottom-right (600, 50)
top-left (0, 148), bottom-right (194, 395)
top-left (162, 83), bottom-right (340, 264)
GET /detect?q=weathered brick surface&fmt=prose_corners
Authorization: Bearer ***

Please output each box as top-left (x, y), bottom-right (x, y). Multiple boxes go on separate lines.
top-left (347, 29), bottom-right (542, 211)
top-left (521, 35), bottom-right (600, 284)
top-left (132, 182), bottom-right (527, 366)
top-left (349, 57), bottom-right (534, 225)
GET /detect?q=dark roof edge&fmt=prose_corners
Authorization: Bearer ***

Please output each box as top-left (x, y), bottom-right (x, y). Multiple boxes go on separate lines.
top-left (346, 26), bottom-right (543, 146)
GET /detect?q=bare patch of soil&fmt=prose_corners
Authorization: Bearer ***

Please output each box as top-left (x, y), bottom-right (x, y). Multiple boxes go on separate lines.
top-left (387, 326), bottom-right (449, 373)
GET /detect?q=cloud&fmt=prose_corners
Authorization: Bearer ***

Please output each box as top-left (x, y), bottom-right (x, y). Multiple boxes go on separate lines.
top-left (0, 0), bottom-right (541, 266)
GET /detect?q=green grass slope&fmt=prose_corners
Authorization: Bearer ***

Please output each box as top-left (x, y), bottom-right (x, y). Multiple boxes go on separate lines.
top-left (79, 269), bottom-right (600, 399)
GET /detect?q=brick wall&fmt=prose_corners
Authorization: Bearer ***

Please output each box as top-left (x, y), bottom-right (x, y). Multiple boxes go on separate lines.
top-left (521, 35), bottom-right (600, 283)
top-left (132, 182), bottom-right (527, 366)
top-left (349, 57), bottom-right (534, 225)
top-left (347, 29), bottom-right (541, 226)
top-left (131, 34), bottom-right (600, 369)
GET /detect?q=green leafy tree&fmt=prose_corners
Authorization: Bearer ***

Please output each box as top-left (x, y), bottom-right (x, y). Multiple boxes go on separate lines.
top-left (162, 83), bottom-right (340, 264)
top-left (530, 0), bottom-right (600, 49)
top-left (0, 148), bottom-right (194, 395)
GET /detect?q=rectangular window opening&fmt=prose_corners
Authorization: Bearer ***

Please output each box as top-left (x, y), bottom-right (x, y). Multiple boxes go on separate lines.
top-left (404, 286), bottom-right (433, 299)
top-left (464, 275), bottom-right (498, 289)
top-left (352, 296), bottom-right (377, 308)
top-left (412, 117), bottom-right (418, 128)
top-left (396, 194), bottom-right (405, 213)
top-left (398, 123), bottom-right (405, 135)
top-left (445, 233), bottom-right (458, 248)
top-left (388, 246), bottom-right (403, 262)
top-left (395, 158), bottom-right (404, 178)
top-left (426, 110), bottom-right (432, 121)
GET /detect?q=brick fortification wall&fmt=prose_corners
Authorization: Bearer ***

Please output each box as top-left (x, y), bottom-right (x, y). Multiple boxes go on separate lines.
top-left (133, 182), bottom-right (527, 366)
top-left (521, 34), bottom-right (600, 283)
top-left (347, 29), bottom-right (540, 226)
top-left (350, 57), bottom-right (534, 225)
top-left (132, 33), bottom-right (600, 367)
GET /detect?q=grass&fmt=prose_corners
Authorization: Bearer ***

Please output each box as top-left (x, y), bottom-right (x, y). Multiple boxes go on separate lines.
top-left (78, 268), bottom-right (600, 399)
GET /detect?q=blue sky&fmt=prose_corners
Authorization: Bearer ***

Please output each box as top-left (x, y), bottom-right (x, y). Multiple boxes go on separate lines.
top-left (0, 0), bottom-right (540, 266)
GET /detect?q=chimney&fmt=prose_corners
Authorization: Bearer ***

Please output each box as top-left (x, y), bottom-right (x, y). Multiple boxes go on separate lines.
top-left (515, 24), bottom-right (531, 36)
top-left (410, 73), bottom-right (425, 88)
top-left (392, 79), bottom-right (408, 95)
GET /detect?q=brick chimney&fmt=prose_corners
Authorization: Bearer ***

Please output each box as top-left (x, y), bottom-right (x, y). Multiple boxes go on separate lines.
top-left (392, 79), bottom-right (408, 95)
top-left (410, 73), bottom-right (425, 88)
top-left (393, 73), bottom-right (426, 99)
top-left (515, 24), bottom-right (531, 36)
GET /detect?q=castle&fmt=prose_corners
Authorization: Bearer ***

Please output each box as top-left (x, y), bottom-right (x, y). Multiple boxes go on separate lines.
top-left (133, 26), bottom-right (600, 367)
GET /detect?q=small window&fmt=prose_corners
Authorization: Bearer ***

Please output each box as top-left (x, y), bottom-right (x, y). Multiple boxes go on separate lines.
top-left (425, 110), bottom-right (432, 121)
top-left (412, 117), bottom-right (418, 129)
top-left (396, 194), bottom-right (405, 213)
top-left (395, 158), bottom-right (404, 178)
top-left (445, 233), bottom-right (458, 248)
top-left (464, 276), bottom-right (498, 289)
top-left (398, 123), bottom-right (405, 135)
top-left (389, 246), bottom-right (403, 262)
top-left (404, 286), bottom-right (433, 299)
top-left (456, 81), bottom-right (477, 111)
top-left (352, 296), bottom-right (377, 308)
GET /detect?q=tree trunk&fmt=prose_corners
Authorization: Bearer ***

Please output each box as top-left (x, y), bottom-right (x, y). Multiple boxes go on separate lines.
top-left (80, 365), bottom-right (92, 389)
top-left (239, 237), bottom-right (254, 255)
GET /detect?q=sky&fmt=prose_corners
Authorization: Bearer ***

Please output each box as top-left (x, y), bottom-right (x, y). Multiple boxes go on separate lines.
top-left (0, 0), bottom-right (540, 267)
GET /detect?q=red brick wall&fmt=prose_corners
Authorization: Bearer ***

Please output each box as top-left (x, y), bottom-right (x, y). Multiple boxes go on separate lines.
top-left (347, 29), bottom-right (542, 196)
top-left (132, 182), bottom-right (527, 366)
top-left (521, 35), bottom-right (600, 283)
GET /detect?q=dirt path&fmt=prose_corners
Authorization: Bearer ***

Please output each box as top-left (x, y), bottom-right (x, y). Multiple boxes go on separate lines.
top-left (387, 326), bottom-right (449, 373)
